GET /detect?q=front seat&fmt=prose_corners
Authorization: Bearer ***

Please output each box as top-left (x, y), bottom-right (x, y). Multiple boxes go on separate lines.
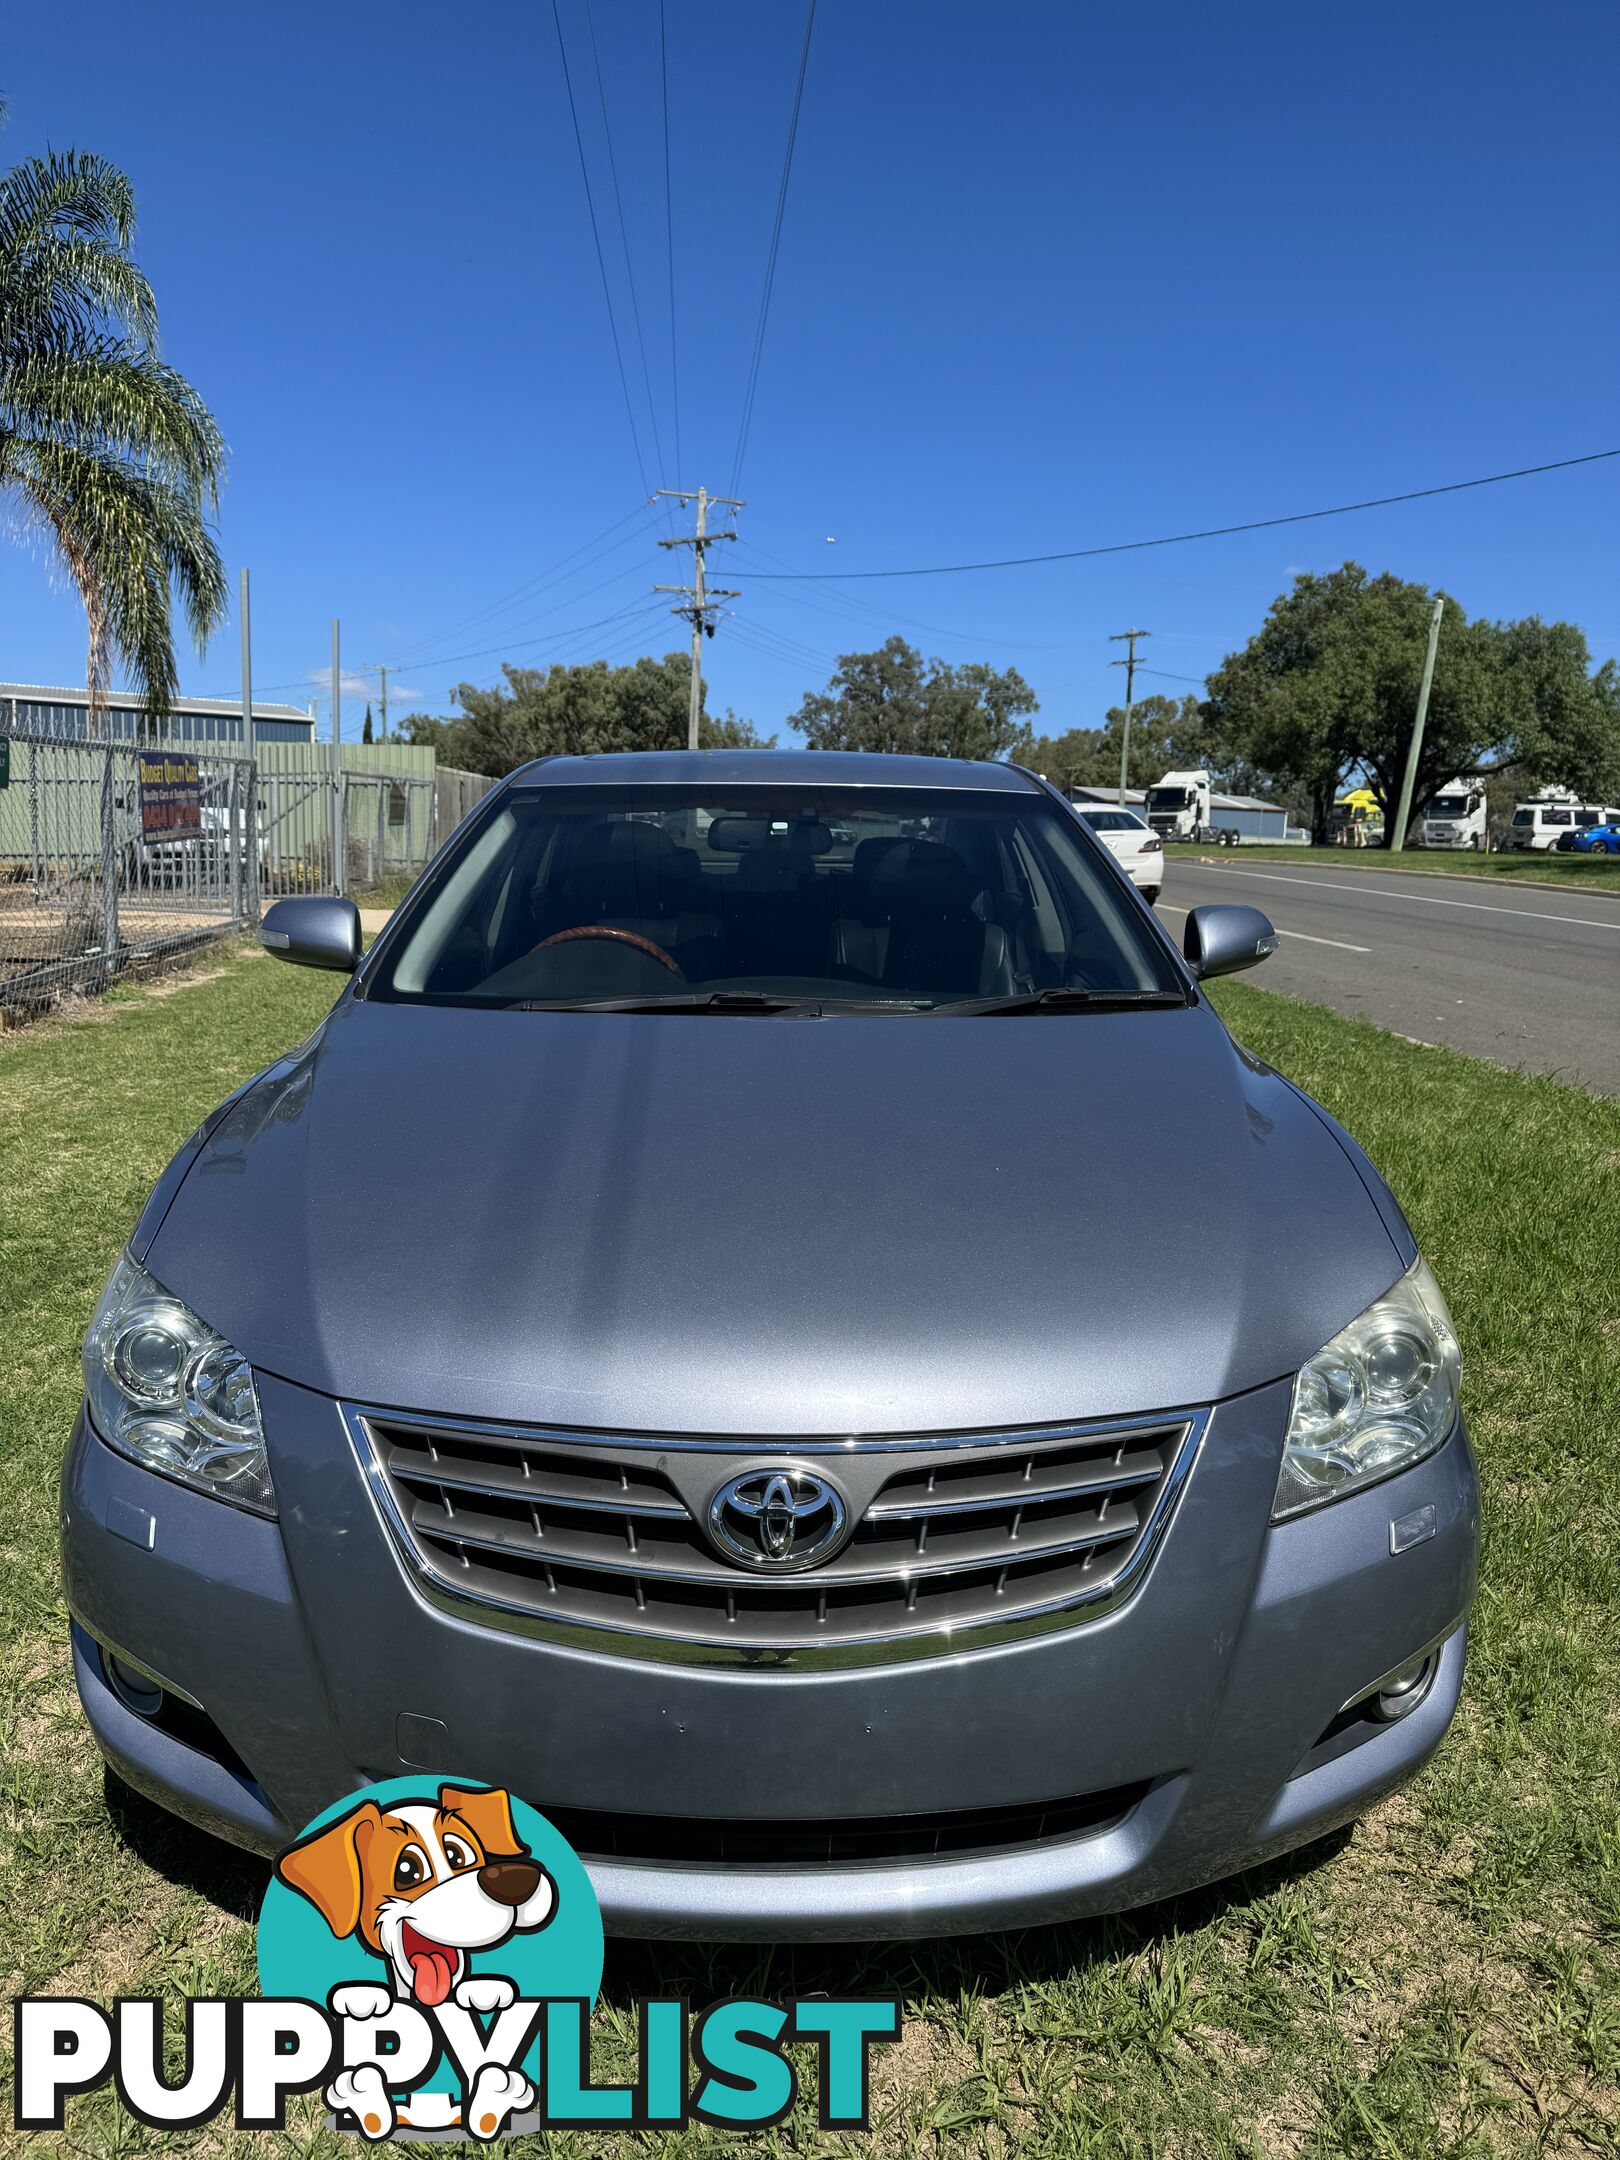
top-left (870, 840), bottom-right (1015, 998)
top-left (541, 819), bottom-right (716, 958)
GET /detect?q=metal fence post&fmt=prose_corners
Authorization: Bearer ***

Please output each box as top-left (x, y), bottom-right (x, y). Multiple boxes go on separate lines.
top-left (245, 754), bottom-right (260, 922)
top-left (330, 738), bottom-right (346, 897)
top-left (98, 742), bottom-right (120, 965)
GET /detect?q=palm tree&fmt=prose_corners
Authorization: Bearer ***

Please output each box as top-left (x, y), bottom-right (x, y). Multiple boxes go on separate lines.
top-left (0, 102), bottom-right (227, 731)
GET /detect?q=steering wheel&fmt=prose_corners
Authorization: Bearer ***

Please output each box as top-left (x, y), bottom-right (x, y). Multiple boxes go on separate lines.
top-left (531, 925), bottom-right (683, 977)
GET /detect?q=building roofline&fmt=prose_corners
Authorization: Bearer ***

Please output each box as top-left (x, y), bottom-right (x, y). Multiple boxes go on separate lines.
top-left (0, 682), bottom-right (313, 725)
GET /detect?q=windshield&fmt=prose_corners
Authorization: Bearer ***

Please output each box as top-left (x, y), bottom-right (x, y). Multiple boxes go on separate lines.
top-left (1426, 796), bottom-right (1468, 817)
top-left (1146, 787), bottom-right (1190, 809)
top-left (372, 783), bottom-right (1183, 1011)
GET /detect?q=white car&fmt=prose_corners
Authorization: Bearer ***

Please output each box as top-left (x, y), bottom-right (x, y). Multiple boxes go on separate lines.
top-left (1073, 803), bottom-right (1164, 904)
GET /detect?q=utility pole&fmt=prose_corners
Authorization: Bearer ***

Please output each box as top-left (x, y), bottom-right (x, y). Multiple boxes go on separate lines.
top-left (654, 485), bottom-right (743, 749)
top-left (239, 568), bottom-right (257, 920)
top-left (379, 665), bottom-right (389, 744)
top-left (330, 618), bottom-right (345, 897)
top-left (239, 569), bottom-right (255, 759)
top-left (1390, 597), bottom-right (1445, 854)
top-left (1109, 628), bottom-right (1151, 806)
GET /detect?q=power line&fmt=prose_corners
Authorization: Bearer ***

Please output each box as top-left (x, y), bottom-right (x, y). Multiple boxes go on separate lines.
top-left (550, 0), bottom-right (653, 496)
top-left (660, 0), bottom-right (681, 487)
top-left (376, 500), bottom-right (659, 670)
top-left (732, 449), bottom-right (1620, 581)
top-left (581, 0), bottom-right (669, 490)
top-left (253, 595), bottom-right (670, 703)
top-left (727, 0), bottom-right (818, 499)
top-left (1140, 667), bottom-right (1208, 685)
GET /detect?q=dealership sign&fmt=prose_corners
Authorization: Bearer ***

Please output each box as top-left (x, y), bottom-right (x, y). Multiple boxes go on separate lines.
top-left (137, 751), bottom-right (201, 837)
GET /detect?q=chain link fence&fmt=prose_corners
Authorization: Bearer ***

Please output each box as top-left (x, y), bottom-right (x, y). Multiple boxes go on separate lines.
top-left (0, 723), bottom-right (257, 1013)
top-left (0, 715), bottom-right (495, 1016)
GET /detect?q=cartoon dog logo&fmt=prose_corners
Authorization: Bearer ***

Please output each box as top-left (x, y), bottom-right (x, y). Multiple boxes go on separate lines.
top-left (275, 1782), bottom-right (556, 2006)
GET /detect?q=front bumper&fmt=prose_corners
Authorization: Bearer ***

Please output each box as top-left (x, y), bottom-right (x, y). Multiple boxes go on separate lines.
top-left (62, 1377), bottom-right (1479, 1941)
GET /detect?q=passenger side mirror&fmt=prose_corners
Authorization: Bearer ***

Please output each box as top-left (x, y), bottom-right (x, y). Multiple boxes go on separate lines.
top-left (258, 896), bottom-right (362, 973)
top-left (1183, 903), bottom-right (1278, 981)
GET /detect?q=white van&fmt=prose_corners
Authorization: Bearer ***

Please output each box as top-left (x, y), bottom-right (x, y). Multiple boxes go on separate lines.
top-left (1509, 800), bottom-right (1577, 851)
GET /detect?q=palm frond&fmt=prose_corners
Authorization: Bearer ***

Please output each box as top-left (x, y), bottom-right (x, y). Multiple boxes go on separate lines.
top-left (11, 436), bottom-right (228, 717)
top-left (0, 149), bottom-right (137, 261)
top-left (0, 235), bottom-right (158, 353)
top-left (1, 344), bottom-right (225, 500)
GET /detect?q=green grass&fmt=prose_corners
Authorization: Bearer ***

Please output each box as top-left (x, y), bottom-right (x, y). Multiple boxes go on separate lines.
top-left (1167, 841), bottom-right (1620, 891)
top-left (1, 945), bottom-right (1617, 2156)
top-left (351, 866), bottom-right (419, 912)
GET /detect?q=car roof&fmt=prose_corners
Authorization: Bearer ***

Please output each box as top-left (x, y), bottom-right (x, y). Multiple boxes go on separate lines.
top-left (506, 749), bottom-right (1043, 793)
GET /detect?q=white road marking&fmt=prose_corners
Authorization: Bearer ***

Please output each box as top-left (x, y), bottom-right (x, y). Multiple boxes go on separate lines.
top-left (1158, 901), bottom-right (1370, 954)
top-left (1178, 862), bottom-right (1620, 933)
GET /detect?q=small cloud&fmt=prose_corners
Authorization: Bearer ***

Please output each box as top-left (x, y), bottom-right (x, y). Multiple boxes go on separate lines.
top-left (307, 667), bottom-right (376, 702)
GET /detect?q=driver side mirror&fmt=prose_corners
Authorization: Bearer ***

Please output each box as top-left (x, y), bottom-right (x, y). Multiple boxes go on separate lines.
top-left (1183, 903), bottom-right (1278, 980)
top-left (258, 896), bottom-right (362, 973)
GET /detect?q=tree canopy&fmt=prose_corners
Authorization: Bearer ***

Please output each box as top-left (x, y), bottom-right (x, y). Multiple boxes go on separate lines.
top-left (1025, 694), bottom-right (1206, 795)
top-left (1201, 563), bottom-right (1620, 835)
top-left (788, 638), bottom-right (1039, 761)
top-left (400, 651), bottom-right (774, 776)
top-left (0, 105), bottom-right (227, 725)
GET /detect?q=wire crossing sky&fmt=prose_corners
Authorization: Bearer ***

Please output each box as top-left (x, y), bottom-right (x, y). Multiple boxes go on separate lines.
top-left (1, 0), bottom-right (1615, 737)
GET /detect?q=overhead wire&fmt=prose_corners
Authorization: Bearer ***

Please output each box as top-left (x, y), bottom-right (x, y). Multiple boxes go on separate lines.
top-left (581, 0), bottom-right (672, 503)
top-left (376, 502), bottom-right (662, 671)
top-left (549, 0), bottom-right (654, 497)
top-left (659, 0), bottom-right (681, 487)
top-left (726, 0), bottom-right (818, 500)
top-left (731, 450), bottom-right (1620, 581)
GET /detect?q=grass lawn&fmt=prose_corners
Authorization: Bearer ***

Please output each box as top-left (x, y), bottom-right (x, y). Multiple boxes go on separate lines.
top-left (1, 944), bottom-right (1616, 2156)
top-left (1167, 842), bottom-right (1620, 893)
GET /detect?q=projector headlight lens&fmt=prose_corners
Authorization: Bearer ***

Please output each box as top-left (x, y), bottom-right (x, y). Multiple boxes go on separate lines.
top-left (1274, 1257), bottom-right (1459, 1520)
top-left (83, 1255), bottom-right (274, 1516)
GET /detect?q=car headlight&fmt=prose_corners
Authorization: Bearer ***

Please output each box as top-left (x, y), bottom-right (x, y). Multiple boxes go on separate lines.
top-left (82, 1254), bottom-right (274, 1516)
top-left (1273, 1257), bottom-right (1460, 1521)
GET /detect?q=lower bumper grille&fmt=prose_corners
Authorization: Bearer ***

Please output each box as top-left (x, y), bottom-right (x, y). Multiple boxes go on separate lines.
top-left (348, 1405), bottom-right (1204, 1667)
top-left (540, 1782), bottom-right (1152, 1868)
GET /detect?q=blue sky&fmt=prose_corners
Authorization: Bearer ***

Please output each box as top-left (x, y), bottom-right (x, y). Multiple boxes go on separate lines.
top-left (3, 0), bottom-right (1617, 741)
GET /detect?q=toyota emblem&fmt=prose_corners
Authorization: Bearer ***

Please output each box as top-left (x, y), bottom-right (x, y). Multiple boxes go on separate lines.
top-left (706, 1468), bottom-right (850, 1573)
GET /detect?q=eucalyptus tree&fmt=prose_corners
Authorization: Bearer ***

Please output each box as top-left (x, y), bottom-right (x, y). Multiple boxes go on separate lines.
top-left (0, 104), bottom-right (227, 728)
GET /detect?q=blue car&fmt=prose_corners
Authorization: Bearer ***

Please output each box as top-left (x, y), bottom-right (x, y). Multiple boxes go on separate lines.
top-left (1556, 823), bottom-right (1620, 854)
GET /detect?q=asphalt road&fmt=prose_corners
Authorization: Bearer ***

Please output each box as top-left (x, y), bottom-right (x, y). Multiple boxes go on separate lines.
top-left (1159, 856), bottom-right (1620, 1096)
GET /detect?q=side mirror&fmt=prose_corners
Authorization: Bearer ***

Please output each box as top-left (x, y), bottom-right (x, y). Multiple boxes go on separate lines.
top-left (258, 896), bottom-right (362, 973)
top-left (1183, 903), bottom-right (1278, 981)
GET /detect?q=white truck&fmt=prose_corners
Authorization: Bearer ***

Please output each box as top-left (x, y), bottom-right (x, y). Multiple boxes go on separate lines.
top-left (1420, 778), bottom-right (1487, 851)
top-left (1143, 771), bottom-right (1241, 847)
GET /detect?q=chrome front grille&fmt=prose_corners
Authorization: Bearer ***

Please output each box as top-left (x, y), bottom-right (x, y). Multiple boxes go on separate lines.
top-left (348, 1407), bottom-right (1204, 1668)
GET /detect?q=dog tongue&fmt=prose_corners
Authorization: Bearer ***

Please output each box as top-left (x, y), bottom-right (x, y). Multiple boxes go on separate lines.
top-left (403, 1929), bottom-right (458, 2007)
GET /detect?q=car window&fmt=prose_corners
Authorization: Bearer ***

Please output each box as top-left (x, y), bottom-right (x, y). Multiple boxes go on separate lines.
top-left (1079, 808), bottom-right (1131, 831)
top-left (375, 783), bottom-right (1181, 1010)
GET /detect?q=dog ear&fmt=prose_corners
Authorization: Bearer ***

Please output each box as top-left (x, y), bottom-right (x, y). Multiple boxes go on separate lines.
top-left (438, 1784), bottom-right (527, 1860)
top-left (275, 1802), bottom-right (382, 1937)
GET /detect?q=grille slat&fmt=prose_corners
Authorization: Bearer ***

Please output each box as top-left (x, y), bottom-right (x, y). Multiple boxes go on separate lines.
top-left (357, 1408), bottom-right (1200, 1667)
top-left (405, 1493), bottom-right (1144, 1589)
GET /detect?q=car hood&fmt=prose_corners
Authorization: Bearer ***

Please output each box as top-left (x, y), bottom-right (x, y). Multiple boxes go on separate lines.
top-left (146, 996), bottom-right (1406, 1435)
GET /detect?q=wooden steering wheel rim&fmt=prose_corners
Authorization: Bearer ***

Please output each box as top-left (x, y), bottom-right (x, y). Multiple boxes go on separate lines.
top-left (531, 924), bottom-right (683, 975)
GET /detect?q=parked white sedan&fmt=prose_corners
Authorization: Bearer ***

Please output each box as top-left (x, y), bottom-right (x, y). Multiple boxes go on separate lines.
top-left (1073, 804), bottom-right (1165, 905)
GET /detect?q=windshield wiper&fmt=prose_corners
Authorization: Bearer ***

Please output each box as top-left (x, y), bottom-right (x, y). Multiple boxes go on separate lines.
top-left (514, 989), bottom-right (808, 1014)
top-left (931, 987), bottom-right (1189, 1016)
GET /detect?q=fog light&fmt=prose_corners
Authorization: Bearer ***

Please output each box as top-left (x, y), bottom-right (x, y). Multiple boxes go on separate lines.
top-left (102, 1650), bottom-right (164, 1720)
top-left (1371, 1653), bottom-right (1435, 1722)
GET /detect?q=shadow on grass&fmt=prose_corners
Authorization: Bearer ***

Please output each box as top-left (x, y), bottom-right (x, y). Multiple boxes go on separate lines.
top-left (104, 1768), bottom-right (269, 1926)
top-left (101, 1767), bottom-right (1352, 2002)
